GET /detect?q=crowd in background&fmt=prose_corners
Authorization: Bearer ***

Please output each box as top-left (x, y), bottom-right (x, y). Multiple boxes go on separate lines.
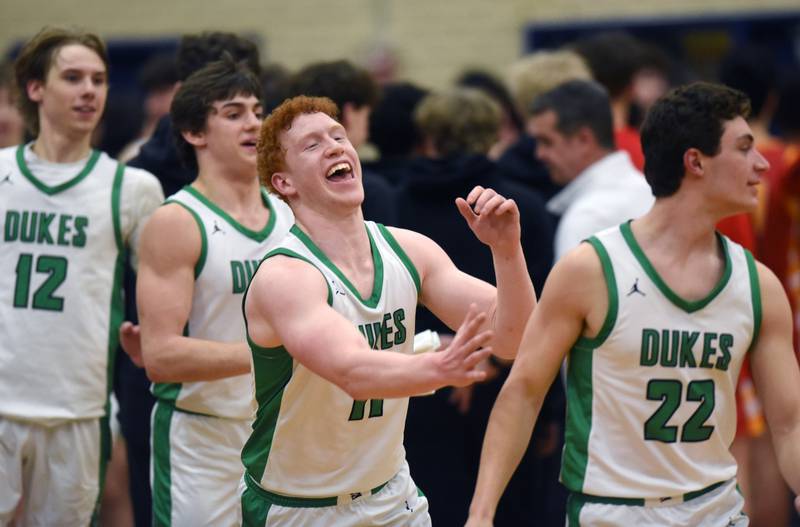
top-left (2, 25), bottom-right (800, 527)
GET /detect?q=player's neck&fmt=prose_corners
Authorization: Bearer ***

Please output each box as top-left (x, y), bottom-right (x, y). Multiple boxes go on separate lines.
top-left (31, 123), bottom-right (93, 163)
top-left (192, 172), bottom-right (263, 215)
top-left (295, 208), bottom-right (369, 264)
top-left (634, 197), bottom-right (721, 257)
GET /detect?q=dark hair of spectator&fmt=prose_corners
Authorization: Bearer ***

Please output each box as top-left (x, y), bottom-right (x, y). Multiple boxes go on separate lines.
top-left (718, 45), bottom-right (776, 118)
top-left (457, 69), bottom-right (525, 134)
top-left (530, 79), bottom-right (615, 150)
top-left (170, 56), bottom-right (262, 170)
top-left (138, 52), bottom-right (179, 93)
top-left (571, 31), bottom-right (645, 98)
top-left (177, 31), bottom-right (260, 81)
top-left (288, 60), bottom-right (378, 110)
top-left (640, 81), bottom-right (750, 198)
top-left (13, 26), bottom-right (108, 135)
top-left (369, 81), bottom-right (428, 158)
top-left (259, 62), bottom-right (292, 115)
top-left (774, 67), bottom-right (800, 139)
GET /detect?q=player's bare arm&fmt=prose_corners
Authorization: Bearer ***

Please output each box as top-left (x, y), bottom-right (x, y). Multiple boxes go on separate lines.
top-left (137, 203), bottom-right (251, 382)
top-left (749, 262), bottom-right (800, 511)
top-left (245, 254), bottom-right (494, 399)
top-left (389, 186), bottom-right (536, 359)
top-left (466, 243), bottom-right (607, 525)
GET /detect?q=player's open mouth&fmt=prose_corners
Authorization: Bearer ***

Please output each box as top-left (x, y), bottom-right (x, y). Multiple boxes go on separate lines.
top-left (241, 140), bottom-right (257, 151)
top-left (326, 162), bottom-right (353, 182)
top-left (73, 105), bottom-right (96, 116)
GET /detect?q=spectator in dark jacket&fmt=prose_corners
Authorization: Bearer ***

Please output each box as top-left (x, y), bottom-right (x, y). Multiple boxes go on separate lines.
top-left (397, 87), bottom-right (565, 527)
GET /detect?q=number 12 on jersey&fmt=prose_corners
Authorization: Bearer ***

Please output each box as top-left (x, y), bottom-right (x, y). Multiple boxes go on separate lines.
top-left (13, 253), bottom-right (68, 311)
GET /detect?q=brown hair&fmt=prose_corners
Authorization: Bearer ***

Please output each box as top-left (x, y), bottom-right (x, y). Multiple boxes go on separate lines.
top-left (257, 95), bottom-right (339, 194)
top-left (14, 26), bottom-right (108, 135)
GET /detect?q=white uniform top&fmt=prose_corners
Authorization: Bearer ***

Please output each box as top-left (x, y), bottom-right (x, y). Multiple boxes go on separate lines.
top-left (152, 186), bottom-right (293, 420)
top-left (562, 222), bottom-right (759, 500)
top-left (0, 144), bottom-right (162, 424)
top-left (242, 222), bottom-right (420, 498)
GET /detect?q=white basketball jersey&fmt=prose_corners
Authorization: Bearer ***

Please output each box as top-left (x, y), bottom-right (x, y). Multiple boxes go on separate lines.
top-left (152, 186), bottom-right (293, 419)
top-left (562, 222), bottom-right (759, 499)
top-left (242, 222), bottom-right (420, 497)
top-left (0, 145), bottom-right (133, 422)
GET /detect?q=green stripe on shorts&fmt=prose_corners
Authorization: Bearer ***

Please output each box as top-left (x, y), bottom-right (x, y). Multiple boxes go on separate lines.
top-left (152, 402), bottom-right (174, 527)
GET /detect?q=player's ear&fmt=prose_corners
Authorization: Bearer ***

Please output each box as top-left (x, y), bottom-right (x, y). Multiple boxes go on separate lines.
top-left (271, 172), bottom-right (297, 199)
top-left (26, 79), bottom-right (45, 103)
top-left (182, 129), bottom-right (206, 148)
top-left (684, 148), bottom-right (704, 178)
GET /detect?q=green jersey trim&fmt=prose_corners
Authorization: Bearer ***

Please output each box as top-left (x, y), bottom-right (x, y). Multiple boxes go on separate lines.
top-left (182, 185), bottom-right (278, 242)
top-left (289, 224), bottom-right (384, 308)
top-left (164, 199), bottom-right (208, 278)
top-left (262, 248), bottom-right (333, 305)
top-left (745, 249), bottom-right (762, 353)
top-left (620, 221), bottom-right (732, 313)
top-left (376, 224), bottom-right (421, 295)
top-left (567, 479), bottom-right (726, 507)
top-left (574, 237), bottom-right (618, 349)
top-left (240, 344), bottom-right (294, 482)
top-left (244, 471), bottom-right (388, 508)
top-left (15, 144), bottom-right (101, 195)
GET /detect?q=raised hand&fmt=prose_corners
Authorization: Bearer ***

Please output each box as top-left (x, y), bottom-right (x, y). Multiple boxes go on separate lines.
top-left (433, 304), bottom-right (493, 387)
top-left (119, 321), bottom-right (144, 368)
top-left (455, 186), bottom-right (521, 254)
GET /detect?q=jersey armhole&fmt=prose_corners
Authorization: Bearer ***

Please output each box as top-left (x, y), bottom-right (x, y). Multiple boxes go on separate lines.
top-left (163, 199), bottom-right (207, 278)
top-left (574, 236), bottom-right (619, 349)
top-left (744, 249), bottom-right (762, 353)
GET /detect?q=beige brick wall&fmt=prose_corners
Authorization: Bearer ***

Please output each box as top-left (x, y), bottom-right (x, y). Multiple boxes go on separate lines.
top-left (1, 0), bottom-right (797, 89)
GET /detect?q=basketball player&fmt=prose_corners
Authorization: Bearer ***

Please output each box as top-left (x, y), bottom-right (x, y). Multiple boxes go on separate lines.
top-left (238, 95), bottom-right (535, 526)
top-left (466, 82), bottom-right (800, 526)
top-left (133, 58), bottom-right (293, 526)
top-left (0, 27), bottom-right (163, 524)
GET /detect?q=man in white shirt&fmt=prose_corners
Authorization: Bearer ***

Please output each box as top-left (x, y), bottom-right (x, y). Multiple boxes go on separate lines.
top-left (528, 79), bottom-right (654, 260)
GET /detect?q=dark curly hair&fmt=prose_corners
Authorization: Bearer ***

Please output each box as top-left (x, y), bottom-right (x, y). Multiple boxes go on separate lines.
top-left (640, 82), bottom-right (750, 197)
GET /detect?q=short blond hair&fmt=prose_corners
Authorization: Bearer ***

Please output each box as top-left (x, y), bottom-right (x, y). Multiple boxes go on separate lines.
top-left (415, 88), bottom-right (501, 156)
top-left (508, 50), bottom-right (592, 118)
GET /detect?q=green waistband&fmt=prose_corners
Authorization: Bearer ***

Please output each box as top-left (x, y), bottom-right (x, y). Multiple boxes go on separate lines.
top-left (571, 479), bottom-right (727, 507)
top-left (244, 472), bottom-right (388, 508)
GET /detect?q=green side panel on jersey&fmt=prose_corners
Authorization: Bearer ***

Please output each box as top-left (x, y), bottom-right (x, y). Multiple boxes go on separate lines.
top-left (289, 224), bottom-right (384, 308)
top-left (152, 401), bottom-right (175, 527)
top-left (164, 199), bottom-right (208, 278)
top-left (16, 144), bottom-right (101, 195)
top-left (745, 249), bottom-right (762, 353)
top-left (562, 236), bottom-right (617, 493)
top-left (240, 343), bottom-right (294, 482)
top-left (182, 185), bottom-right (278, 242)
top-left (105, 163), bottom-right (126, 404)
top-left (260, 248), bottom-right (333, 305)
top-left (620, 221), bottom-right (732, 313)
top-left (376, 223), bottom-right (421, 296)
